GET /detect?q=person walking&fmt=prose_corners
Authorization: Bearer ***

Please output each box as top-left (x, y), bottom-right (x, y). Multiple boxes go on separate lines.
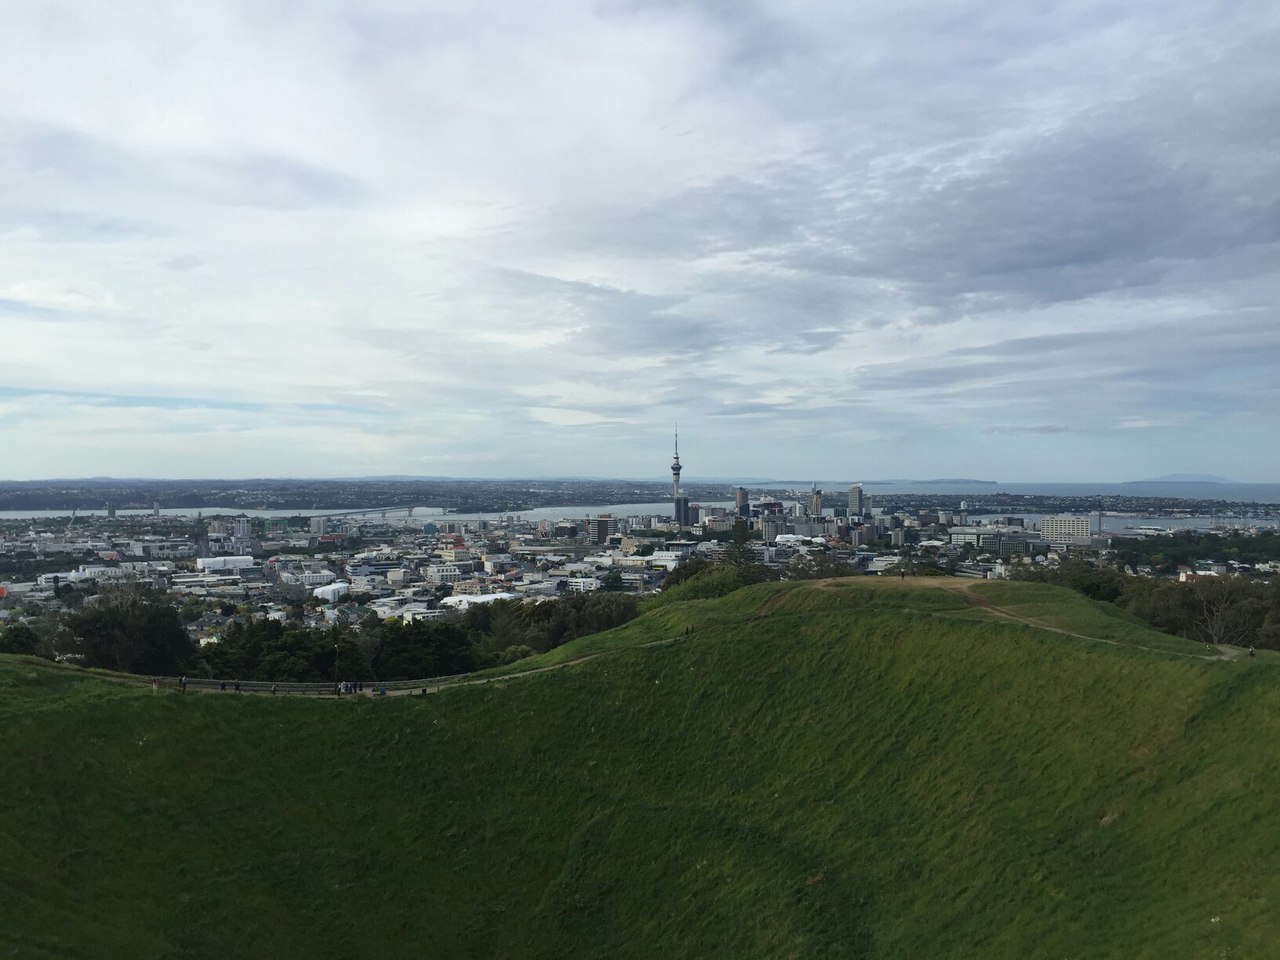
top-left (234, 679), bottom-right (241, 693)
top-left (271, 683), bottom-right (278, 695)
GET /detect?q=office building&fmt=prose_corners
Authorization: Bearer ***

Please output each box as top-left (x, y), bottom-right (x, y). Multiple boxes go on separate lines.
top-left (1041, 515), bottom-right (1093, 541)
top-left (807, 484), bottom-right (823, 517)
top-left (848, 484), bottom-right (864, 518)
top-left (588, 515), bottom-right (619, 544)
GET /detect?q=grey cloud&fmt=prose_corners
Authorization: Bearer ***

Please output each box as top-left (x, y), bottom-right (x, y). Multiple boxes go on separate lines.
top-left (0, 298), bottom-right (70, 318)
top-left (527, 21), bottom-right (1280, 337)
top-left (3, 122), bottom-right (132, 183)
top-left (540, 170), bottom-right (812, 262)
top-left (854, 359), bottom-right (1033, 394)
top-left (493, 268), bottom-right (735, 359)
top-left (0, 207), bottom-right (151, 242)
top-left (2, 120), bottom-right (367, 211)
top-left (189, 154), bottom-right (368, 210)
top-left (703, 401), bottom-right (779, 418)
top-left (984, 424), bottom-right (1071, 436)
top-left (4, 1), bottom-right (1278, 480)
top-left (948, 332), bottom-right (1100, 358)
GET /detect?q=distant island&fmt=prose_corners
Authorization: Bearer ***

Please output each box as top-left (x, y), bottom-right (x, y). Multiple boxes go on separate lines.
top-left (862, 478), bottom-right (999, 486)
top-left (1135, 474), bottom-right (1235, 484)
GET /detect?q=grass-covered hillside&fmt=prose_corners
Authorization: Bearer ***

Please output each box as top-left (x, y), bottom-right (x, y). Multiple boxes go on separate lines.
top-left (5, 578), bottom-right (1278, 959)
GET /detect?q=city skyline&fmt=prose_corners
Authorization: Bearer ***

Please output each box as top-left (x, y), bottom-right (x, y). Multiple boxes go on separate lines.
top-left (2, 2), bottom-right (1278, 482)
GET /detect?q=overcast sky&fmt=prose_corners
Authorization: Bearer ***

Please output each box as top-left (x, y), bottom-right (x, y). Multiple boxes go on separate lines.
top-left (2, 1), bottom-right (1277, 482)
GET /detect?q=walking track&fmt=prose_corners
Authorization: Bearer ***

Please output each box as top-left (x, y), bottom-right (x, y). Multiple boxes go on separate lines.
top-left (70, 579), bottom-right (1252, 697)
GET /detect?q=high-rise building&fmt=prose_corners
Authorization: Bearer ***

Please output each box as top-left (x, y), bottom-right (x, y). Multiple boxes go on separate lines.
top-left (310, 516), bottom-right (329, 536)
top-left (671, 428), bottom-right (689, 527)
top-left (848, 484), bottom-right (864, 518)
top-left (588, 515), bottom-right (619, 544)
top-left (807, 483), bottom-right (823, 517)
top-left (734, 487), bottom-right (750, 517)
top-left (761, 517), bottom-right (788, 542)
top-left (674, 496), bottom-right (690, 527)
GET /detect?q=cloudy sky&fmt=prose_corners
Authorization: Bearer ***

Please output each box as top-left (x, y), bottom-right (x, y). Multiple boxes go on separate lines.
top-left (2, 1), bottom-right (1277, 482)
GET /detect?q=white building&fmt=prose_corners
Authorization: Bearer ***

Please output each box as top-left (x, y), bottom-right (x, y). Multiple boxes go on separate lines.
top-left (196, 556), bottom-right (256, 572)
top-left (280, 569), bottom-right (337, 587)
top-left (1040, 515), bottom-right (1093, 541)
top-left (439, 592), bottom-right (519, 612)
top-left (425, 564), bottom-right (465, 584)
top-left (313, 581), bottom-right (350, 602)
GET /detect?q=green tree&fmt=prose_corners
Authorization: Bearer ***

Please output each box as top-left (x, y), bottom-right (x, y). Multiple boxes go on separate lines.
top-left (0, 622), bottom-right (41, 655)
top-left (662, 556), bottom-right (712, 590)
top-left (67, 589), bottom-right (195, 675)
top-left (723, 521), bottom-right (777, 585)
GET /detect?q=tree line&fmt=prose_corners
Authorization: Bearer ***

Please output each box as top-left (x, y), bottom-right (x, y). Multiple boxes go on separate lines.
top-left (1110, 530), bottom-right (1280, 573)
top-left (1012, 559), bottom-right (1280, 649)
top-left (0, 587), bottom-right (640, 681)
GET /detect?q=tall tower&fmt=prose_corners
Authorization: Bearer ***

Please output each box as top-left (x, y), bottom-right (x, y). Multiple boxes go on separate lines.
top-left (671, 427), bottom-right (689, 527)
top-left (671, 427), bottom-right (682, 501)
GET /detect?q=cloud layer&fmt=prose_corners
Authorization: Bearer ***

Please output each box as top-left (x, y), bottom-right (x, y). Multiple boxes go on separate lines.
top-left (2, 1), bottom-right (1277, 481)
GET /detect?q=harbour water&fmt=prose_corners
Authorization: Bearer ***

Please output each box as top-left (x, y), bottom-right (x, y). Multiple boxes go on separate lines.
top-left (3, 480), bottom-right (1279, 522)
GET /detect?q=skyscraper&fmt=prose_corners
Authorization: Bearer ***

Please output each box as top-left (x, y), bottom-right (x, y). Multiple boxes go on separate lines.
top-left (734, 487), bottom-right (750, 517)
top-left (807, 483), bottom-right (823, 517)
top-left (588, 515), bottom-right (619, 544)
top-left (848, 484), bottom-right (864, 518)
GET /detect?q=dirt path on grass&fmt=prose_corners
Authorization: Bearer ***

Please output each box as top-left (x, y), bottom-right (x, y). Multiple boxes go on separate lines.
top-left (808, 576), bottom-right (1243, 662)
top-left (383, 635), bottom-right (687, 697)
top-left (104, 634), bottom-right (689, 699)
top-left (960, 588), bottom-right (1238, 662)
top-left (40, 578), bottom-right (1248, 698)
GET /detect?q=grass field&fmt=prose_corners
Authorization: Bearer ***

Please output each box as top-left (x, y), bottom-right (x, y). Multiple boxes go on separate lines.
top-left (4, 578), bottom-right (1277, 958)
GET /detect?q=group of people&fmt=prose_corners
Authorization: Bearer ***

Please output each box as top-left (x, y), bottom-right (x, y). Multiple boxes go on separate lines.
top-left (151, 676), bottom-right (352, 696)
top-left (166, 677), bottom-right (282, 695)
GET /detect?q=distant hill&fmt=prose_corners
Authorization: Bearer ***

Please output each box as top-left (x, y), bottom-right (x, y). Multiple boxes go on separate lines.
top-left (860, 478), bottom-right (999, 485)
top-left (1138, 473), bottom-right (1235, 483)
top-left (3, 579), bottom-right (1276, 959)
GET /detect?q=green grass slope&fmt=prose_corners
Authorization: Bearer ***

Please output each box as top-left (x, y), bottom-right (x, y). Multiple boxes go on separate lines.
top-left (4, 579), bottom-right (1277, 959)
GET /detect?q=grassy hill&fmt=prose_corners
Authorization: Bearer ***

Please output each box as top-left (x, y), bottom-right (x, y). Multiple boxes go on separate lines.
top-left (4, 578), bottom-right (1278, 959)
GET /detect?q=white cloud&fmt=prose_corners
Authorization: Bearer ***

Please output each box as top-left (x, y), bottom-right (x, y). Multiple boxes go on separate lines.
top-left (0, 1), bottom-right (1276, 480)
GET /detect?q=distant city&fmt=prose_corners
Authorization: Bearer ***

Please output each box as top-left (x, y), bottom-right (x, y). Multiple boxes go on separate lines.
top-left (2, 435), bottom-right (1278, 638)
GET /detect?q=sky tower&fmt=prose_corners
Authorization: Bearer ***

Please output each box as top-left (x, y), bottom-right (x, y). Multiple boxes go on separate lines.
top-left (671, 427), bottom-right (682, 498)
top-left (671, 427), bottom-right (689, 527)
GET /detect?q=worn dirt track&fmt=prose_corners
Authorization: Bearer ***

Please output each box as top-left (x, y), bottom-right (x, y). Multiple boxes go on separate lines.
top-left (51, 578), bottom-right (1250, 697)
